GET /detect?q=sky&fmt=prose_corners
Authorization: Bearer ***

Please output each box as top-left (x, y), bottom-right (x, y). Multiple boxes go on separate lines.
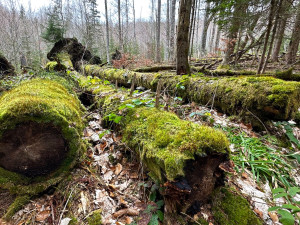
top-left (18, 0), bottom-right (154, 19)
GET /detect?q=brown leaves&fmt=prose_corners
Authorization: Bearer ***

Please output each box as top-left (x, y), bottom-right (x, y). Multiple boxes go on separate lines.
top-left (113, 208), bottom-right (139, 218)
top-left (219, 160), bottom-right (235, 174)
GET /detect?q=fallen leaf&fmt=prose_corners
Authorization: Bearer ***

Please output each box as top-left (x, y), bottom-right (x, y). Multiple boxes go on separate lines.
top-left (115, 163), bottom-right (123, 175)
top-left (268, 211), bottom-right (278, 223)
top-left (219, 160), bottom-right (235, 174)
top-left (125, 216), bottom-right (133, 224)
top-left (254, 208), bottom-right (264, 219)
top-left (113, 208), bottom-right (139, 218)
top-left (60, 218), bottom-right (72, 225)
top-left (36, 210), bottom-right (51, 222)
top-left (241, 172), bottom-right (248, 179)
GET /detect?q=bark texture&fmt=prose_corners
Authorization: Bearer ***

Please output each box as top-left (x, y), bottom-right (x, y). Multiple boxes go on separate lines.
top-left (176, 0), bottom-right (192, 75)
top-left (0, 54), bottom-right (15, 76)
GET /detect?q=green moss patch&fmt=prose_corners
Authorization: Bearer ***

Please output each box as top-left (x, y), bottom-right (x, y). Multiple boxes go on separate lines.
top-left (122, 107), bottom-right (229, 181)
top-left (0, 78), bottom-right (84, 194)
top-left (212, 187), bottom-right (263, 225)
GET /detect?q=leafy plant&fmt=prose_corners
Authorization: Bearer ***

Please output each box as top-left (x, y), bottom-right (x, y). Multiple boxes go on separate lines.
top-left (105, 113), bottom-right (122, 124)
top-left (269, 187), bottom-right (300, 225)
top-left (275, 121), bottom-right (300, 149)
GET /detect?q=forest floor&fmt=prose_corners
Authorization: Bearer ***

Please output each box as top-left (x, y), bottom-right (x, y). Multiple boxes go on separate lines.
top-left (0, 57), bottom-right (300, 225)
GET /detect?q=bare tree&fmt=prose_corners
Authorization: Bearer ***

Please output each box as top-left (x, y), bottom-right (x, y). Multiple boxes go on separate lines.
top-left (105, 0), bottom-right (110, 64)
top-left (170, 0), bottom-right (177, 61)
top-left (156, 0), bottom-right (161, 63)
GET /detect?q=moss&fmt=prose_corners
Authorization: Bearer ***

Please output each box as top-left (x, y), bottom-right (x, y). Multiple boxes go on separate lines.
top-left (217, 64), bottom-right (231, 71)
top-left (0, 78), bottom-right (84, 194)
top-left (45, 61), bottom-right (67, 72)
top-left (87, 210), bottom-right (102, 225)
top-left (122, 107), bottom-right (230, 181)
top-left (57, 53), bottom-right (73, 69)
top-left (275, 68), bottom-right (300, 81)
top-left (3, 195), bottom-right (30, 220)
top-left (296, 112), bottom-right (300, 125)
top-left (84, 66), bottom-right (300, 121)
top-left (211, 187), bottom-right (263, 225)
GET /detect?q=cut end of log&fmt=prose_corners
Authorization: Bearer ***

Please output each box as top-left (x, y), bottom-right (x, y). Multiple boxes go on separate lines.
top-left (0, 122), bottom-right (67, 177)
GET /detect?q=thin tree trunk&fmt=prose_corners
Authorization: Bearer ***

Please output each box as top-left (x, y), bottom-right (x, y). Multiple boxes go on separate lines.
top-left (189, 0), bottom-right (197, 59)
top-left (215, 25), bottom-right (220, 54)
top-left (209, 22), bottom-right (216, 54)
top-left (286, 1), bottom-right (300, 64)
top-left (271, 0), bottom-right (290, 62)
top-left (156, 0), bottom-right (161, 63)
top-left (104, 0), bottom-right (110, 64)
top-left (133, 0), bottom-right (137, 41)
top-left (201, 1), bottom-right (210, 56)
top-left (262, 0), bottom-right (282, 73)
top-left (195, 0), bottom-right (201, 57)
top-left (118, 0), bottom-right (123, 51)
top-left (176, 0), bottom-right (192, 75)
top-left (257, 0), bottom-right (276, 74)
top-left (170, 0), bottom-right (176, 61)
top-left (166, 0), bottom-right (170, 61)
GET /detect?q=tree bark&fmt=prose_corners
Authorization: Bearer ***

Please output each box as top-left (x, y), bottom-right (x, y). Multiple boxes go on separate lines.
top-left (170, 0), bottom-right (177, 61)
top-left (118, 0), bottom-right (123, 51)
top-left (201, 1), bottom-right (210, 56)
top-left (176, 0), bottom-right (192, 75)
top-left (104, 0), bottom-right (110, 64)
top-left (271, 0), bottom-right (290, 62)
top-left (257, 0), bottom-right (277, 74)
top-left (286, 1), bottom-right (300, 64)
top-left (156, 0), bottom-right (161, 63)
top-left (166, 0), bottom-right (170, 61)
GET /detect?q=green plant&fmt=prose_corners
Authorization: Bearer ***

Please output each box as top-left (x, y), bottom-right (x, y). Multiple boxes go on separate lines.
top-left (269, 187), bottom-right (300, 225)
top-left (221, 127), bottom-right (295, 188)
top-left (145, 183), bottom-right (164, 225)
top-left (275, 121), bottom-right (300, 149)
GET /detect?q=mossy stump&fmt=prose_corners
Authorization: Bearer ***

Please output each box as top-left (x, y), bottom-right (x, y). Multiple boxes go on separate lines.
top-left (0, 78), bottom-right (84, 219)
top-left (0, 54), bottom-right (15, 76)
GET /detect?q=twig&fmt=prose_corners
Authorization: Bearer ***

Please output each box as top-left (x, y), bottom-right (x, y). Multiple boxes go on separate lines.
top-left (58, 184), bottom-right (78, 225)
top-left (180, 212), bottom-right (202, 225)
top-left (246, 108), bottom-right (269, 133)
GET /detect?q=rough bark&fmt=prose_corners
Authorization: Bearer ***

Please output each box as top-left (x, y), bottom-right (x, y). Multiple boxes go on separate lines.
top-left (176, 0), bottom-right (193, 75)
top-left (166, 0), bottom-right (170, 60)
top-left (200, 2), bottom-right (211, 56)
top-left (118, 0), bottom-right (123, 51)
top-left (286, 1), bottom-right (300, 64)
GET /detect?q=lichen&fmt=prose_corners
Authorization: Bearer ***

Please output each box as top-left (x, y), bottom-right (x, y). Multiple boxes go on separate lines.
top-left (122, 107), bottom-right (230, 181)
top-left (3, 195), bottom-right (30, 220)
top-left (211, 187), bottom-right (263, 225)
top-left (0, 78), bottom-right (84, 195)
top-left (86, 210), bottom-right (102, 225)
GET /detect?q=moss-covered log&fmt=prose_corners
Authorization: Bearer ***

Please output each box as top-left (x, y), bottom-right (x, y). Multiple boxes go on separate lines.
top-left (77, 74), bottom-right (231, 224)
top-left (0, 78), bottom-right (84, 218)
top-left (83, 66), bottom-right (300, 122)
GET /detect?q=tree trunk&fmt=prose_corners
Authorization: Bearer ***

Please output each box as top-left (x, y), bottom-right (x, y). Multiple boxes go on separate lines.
top-left (201, 1), bottom-right (210, 56)
top-left (215, 25), bottom-right (221, 54)
top-left (176, 0), bottom-right (193, 75)
top-left (209, 22), bottom-right (216, 53)
top-left (257, 0), bottom-right (276, 74)
top-left (166, 0), bottom-right (170, 61)
top-left (271, 0), bottom-right (290, 62)
top-left (118, 0), bottom-right (123, 51)
top-left (286, 1), bottom-right (300, 64)
top-left (104, 0), bottom-right (110, 64)
top-left (132, 0), bottom-right (137, 41)
top-left (156, 0), bottom-right (161, 63)
top-left (189, 0), bottom-right (197, 59)
top-left (170, 0), bottom-right (177, 61)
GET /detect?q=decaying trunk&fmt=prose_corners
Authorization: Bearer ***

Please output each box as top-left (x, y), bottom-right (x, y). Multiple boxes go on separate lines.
top-left (0, 78), bottom-right (83, 219)
top-left (47, 38), bottom-right (101, 70)
top-left (76, 73), bottom-right (230, 224)
top-left (83, 65), bottom-right (300, 122)
top-left (0, 54), bottom-right (15, 76)
top-left (176, 0), bottom-right (193, 75)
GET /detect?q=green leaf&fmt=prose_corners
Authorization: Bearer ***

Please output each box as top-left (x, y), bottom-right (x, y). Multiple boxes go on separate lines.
top-left (282, 204), bottom-right (300, 211)
top-left (156, 200), bottom-right (164, 209)
top-left (157, 210), bottom-right (164, 221)
top-left (288, 187), bottom-right (300, 197)
top-left (126, 104), bottom-right (135, 108)
top-left (277, 209), bottom-right (295, 225)
top-left (148, 214), bottom-right (159, 225)
top-left (272, 188), bottom-right (286, 194)
top-left (132, 99), bottom-right (143, 105)
top-left (268, 206), bottom-right (281, 211)
top-left (118, 105), bottom-right (127, 110)
top-left (150, 191), bottom-right (156, 202)
top-left (274, 193), bottom-right (288, 199)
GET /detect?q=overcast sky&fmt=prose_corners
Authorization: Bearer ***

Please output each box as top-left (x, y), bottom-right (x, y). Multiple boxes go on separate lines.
top-left (17, 0), bottom-right (155, 19)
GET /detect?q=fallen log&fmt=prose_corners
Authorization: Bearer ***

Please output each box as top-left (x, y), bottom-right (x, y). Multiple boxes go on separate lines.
top-left (76, 74), bottom-right (234, 224)
top-left (0, 54), bottom-right (15, 76)
top-left (0, 78), bottom-right (84, 219)
top-left (83, 65), bottom-right (300, 123)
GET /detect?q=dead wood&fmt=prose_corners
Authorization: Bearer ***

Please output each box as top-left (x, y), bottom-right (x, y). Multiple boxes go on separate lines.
top-left (0, 54), bottom-right (15, 76)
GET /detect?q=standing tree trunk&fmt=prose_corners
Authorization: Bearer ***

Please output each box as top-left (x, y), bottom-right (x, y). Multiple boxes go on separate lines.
top-left (170, 0), bottom-right (177, 61)
top-left (286, 1), bottom-right (300, 64)
top-left (257, 0), bottom-right (277, 74)
top-left (132, 0), bottom-right (137, 41)
top-left (201, 1), bottom-right (210, 56)
top-left (104, 0), bottom-right (110, 64)
top-left (156, 0), bottom-right (162, 63)
top-left (209, 22), bottom-right (216, 53)
top-left (166, 0), bottom-right (170, 61)
top-left (189, 0), bottom-right (197, 59)
top-left (118, 0), bottom-right (123, 51)
top-left (271, 0), bottom-right (290, 62)
top-left (176, 0), bottom-right (193, 75)
top-left (215, 25), bottom-right (221, 54)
